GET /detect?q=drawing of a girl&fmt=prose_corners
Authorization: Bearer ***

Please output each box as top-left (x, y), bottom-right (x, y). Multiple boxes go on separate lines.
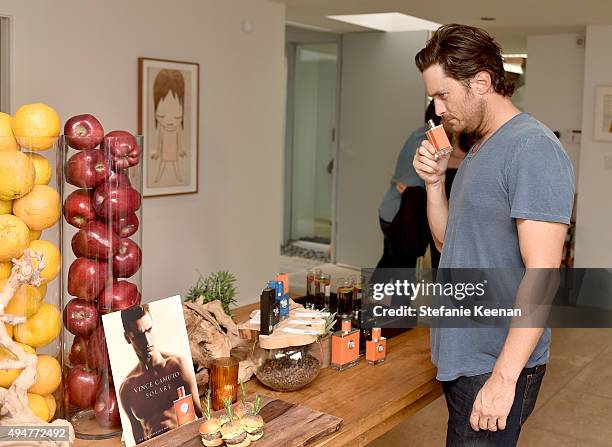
top-left (151, 69), bottom-right (187, 183)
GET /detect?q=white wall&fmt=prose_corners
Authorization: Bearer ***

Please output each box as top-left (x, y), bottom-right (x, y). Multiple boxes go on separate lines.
top-left (1, 0), bottom-right (285, 305)
top-left (525, 34), bottom-right (585, 175)
top-left (574, 25), bottom-right (612, 267)
top-left (336, 31), bottom-right (428, 268)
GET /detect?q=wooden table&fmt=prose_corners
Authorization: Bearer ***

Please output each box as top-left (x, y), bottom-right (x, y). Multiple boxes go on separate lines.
top-left (75, 303), bottom-right (441, 447)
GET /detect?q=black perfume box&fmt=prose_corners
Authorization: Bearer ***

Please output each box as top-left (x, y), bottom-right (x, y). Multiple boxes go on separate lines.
top-left (260, 287), bottom-right (279, 335)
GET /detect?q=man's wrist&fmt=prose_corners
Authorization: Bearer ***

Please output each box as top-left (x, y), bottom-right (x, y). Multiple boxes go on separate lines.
top-left (426, 179), bottom-right (446, 193)
top-left (492, 366), bottom-right (520, 384)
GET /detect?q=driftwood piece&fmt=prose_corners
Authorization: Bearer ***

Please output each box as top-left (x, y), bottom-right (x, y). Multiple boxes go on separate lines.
top-left (183, 299), bottom-right (255, 394)
top-left (0, 250), bottom-right (75, 446)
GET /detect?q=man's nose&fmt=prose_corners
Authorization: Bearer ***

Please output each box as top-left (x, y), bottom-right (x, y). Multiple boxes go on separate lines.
top-left (434, 99), bottom-right (446, 116)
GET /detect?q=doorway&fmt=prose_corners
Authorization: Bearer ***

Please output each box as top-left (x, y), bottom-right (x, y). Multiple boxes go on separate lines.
top-left (283, 26), bottom-right (340, 262)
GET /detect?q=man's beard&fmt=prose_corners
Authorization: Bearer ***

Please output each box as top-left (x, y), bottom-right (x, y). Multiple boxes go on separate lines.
top-left (464, 95), bottom-right (487, 138)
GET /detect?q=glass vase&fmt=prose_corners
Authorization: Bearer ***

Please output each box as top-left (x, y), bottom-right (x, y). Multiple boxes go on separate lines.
top-left (60, 133), bottom-right (143, 439)
top-left (0, 136), bottom-right (63, 423)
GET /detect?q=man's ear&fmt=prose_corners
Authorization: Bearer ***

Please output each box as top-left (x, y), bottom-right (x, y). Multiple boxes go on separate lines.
top-left (471, 71), bottom-right (492, 95)
top-left (124, 332), bottom-right (131, 344)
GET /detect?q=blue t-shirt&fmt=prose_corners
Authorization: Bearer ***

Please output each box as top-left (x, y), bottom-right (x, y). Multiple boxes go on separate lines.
top-left (378, 125), bottom-right (427, 223)
top-left (432, 113), bottom-right (575, 381)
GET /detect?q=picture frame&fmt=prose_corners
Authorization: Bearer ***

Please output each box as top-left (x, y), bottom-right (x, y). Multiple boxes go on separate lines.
top-left (593, 85), bottom-right (612, 142)
top-left (138, 57), bottom-right (199, 197)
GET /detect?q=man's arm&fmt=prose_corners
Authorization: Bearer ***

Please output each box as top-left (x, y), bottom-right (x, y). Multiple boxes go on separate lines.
top-left (120, 382), bottom-right (146, 442)
top-left (178, 357), bottom-right (203, 417)
top-left (413, 139), bottom-right (449, 250)
top-left (470, 219), bottom-right (568, 432)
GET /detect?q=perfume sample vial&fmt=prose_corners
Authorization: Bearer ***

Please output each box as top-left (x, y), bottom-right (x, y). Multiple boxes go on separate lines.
top-left (315, 272), bottom-right (331, 310)
top-left (336, 278), bottom-right (354, 319)
top-left (331, 319), bottom-right (360, 371)
top-left (173, 386), bottom-right (196, 426)
top-left (306, 268), bottom-right (321, 310)
top-left (426, 119), bottom-right (453, 160)
top-left (366, 328), bottom-right (387, 365)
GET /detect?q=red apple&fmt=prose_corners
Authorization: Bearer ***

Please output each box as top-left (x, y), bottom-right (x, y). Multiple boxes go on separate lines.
top-left (87, 326), bottom-right (111, 372)
top-left (102, 130), bottom-right (141, 169)
top-left (68, 258), bottom-right (110, 301)
top-left (93, 182), bottom-right (141, 220)
top-left (107, 170), bottom-right (132, 187)
top-left (64, 114), bottom-right (105, 150)
top-left (97, 280), bottom-right (141, 315)
top-left (112, 239), bottom-right (142, 278)
top-left (72, 221), bottom-right (120, 259)
top-left (68, 364), bottom-right (101, 408)
top-left (69, 335), bottom-right (89, 366)
top-left (65, 149), bottom-right (111, 188)
top-left (63, 189), bottom-right (97, 229)
top-left (63, 298), bottom-right (99, 336)
top-left (94, 386), bottom-right (121, 428)
top-left (112, 213), bottom-right (139, 238)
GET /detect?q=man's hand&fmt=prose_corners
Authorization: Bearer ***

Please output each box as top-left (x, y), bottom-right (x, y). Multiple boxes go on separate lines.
top-left (413, 139), bottom-right (449, 186)
top-left (470, 373), bottom-right (516, 432)
top-left (395, 181), bottom-right (407, 194)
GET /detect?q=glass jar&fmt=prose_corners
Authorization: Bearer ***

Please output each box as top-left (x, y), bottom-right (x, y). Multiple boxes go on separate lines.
top-left (60, 132), bottom-right (143, 439)
top-left (0, 136), bottom-right (63, 422)
top-left (251, 340), bottom-right (322, 392)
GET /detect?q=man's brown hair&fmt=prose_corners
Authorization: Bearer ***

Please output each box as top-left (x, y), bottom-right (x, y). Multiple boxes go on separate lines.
top-left (153, 69), bottom-right (185, 128)
top-left (415, 24), bottom-right (514, 97)
top-left (121, 304), bottom-right (151, 333)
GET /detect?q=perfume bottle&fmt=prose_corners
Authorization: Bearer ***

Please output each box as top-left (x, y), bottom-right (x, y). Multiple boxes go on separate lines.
top-left (366, 328), bottom-right (387, 365)
top-left (306, 268), bottom-right (321, 310)
top-left (173, 386), bottom-right (196, 426)
top-left (331, 319), bottom-right (360, 371)
top-left (426, 119), bottom-right (453, 160)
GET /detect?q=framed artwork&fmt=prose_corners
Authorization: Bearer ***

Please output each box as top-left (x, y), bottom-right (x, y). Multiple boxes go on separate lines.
top-left (593, 85), bottom-right (612, 142)
top-left (138, 58), bottom-right (199, 197)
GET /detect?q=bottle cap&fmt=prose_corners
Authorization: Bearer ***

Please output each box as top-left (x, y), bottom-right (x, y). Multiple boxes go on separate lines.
top-left (427, 119), bottom-right (437, 129)
top-left (341, 319), bottom-right (351, 332)
top-left (372, 328), bottom-right (381, 340)
top-left (177, 386), bottom-right (186, 398)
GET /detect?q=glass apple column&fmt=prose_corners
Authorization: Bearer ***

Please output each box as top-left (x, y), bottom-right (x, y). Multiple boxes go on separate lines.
top-left (60, 116), bottom-right (143, 439)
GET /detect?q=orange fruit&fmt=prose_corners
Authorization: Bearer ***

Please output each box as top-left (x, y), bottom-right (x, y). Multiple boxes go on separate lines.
top-left (24, 153), bottom-right (52, 185)
top-left (27, 393), bottom-right (50, 421)
top-left (28, 229), bottom-right (41, 242)
top-left (45, 394), bottom-right (56, 420)
top-left (1, 278), bottom-right (47, 317)
top-left (0, 214), bottom-right (30, 262)
top-left (11, 103), bottom-right (60, 151)
top-left (0, 199), bottom-right (12, 214)
top-left (0, 343), bottom-right (36, 388)
top-left (0, 112), bottom-right (18, 152)
top-left (0, 261), bottom-right (12, 279)
top-left (29, 355), bottom-right (61, 395)
top-left (14, 303), bottom-right (61, 348)
top-left (0, 150), bottom-right (35, 200)
top-left (12, 185), bottom-right (60, 231)
top-left (27, 240), bottom-right (60, 284)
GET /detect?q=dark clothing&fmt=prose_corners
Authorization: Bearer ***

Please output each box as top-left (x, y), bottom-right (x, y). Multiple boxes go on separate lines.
top-left (376, 186), bottom-right (429, 268)
top-left (443, 364), bottom-right (546, 447)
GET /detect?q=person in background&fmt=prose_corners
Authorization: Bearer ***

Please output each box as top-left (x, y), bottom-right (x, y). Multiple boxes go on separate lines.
top-left (376, 101), bottom-right (440, 268)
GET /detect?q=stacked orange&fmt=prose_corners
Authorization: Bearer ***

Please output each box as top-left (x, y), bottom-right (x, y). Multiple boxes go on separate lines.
top-left (0, 103), bottom-right (62, 421)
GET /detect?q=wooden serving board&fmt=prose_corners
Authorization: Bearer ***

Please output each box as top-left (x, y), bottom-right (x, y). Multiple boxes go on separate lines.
top-left (139, 395), bottom-right (342, 447)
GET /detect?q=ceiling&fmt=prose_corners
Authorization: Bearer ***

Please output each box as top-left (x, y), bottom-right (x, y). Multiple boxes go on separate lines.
top-left (271, 0), bottom-right (610, 52)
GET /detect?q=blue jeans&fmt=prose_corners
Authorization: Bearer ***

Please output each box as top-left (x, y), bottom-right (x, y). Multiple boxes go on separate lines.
top-left (442, 364), bottom-right (546, 447)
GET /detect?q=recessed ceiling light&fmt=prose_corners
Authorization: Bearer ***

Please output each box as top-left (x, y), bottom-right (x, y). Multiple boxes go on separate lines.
top-left (326, 13), bottom-right (440, 32)
top-left (480, 17), bottom-right (496, 21)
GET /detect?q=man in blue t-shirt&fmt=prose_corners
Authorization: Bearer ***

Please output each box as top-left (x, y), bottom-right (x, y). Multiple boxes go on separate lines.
top-left (413, 24), bottom-right (575, 446)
